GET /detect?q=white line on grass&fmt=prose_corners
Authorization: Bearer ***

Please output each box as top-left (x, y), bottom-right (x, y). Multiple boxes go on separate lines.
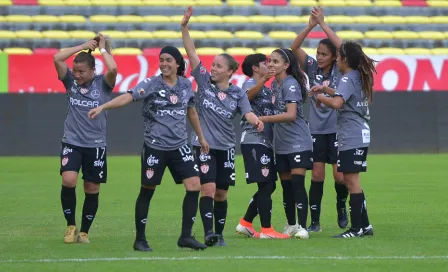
top-left (1, 256), bottom-right (448, 263)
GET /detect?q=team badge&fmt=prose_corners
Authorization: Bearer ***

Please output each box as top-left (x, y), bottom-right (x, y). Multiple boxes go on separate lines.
top-left (170, 94), bottom-right (178, 104)
top-left (80, 88), bottom-right (89, 94)
top-left (218, 92), bottom-right (227, 101)
top-left (261, 167), bottom-right (269, 177)
top-left (61, 157), bottom-right (69, 166)
top-left (200, 66), bottom-right (207, 75)
top-left (146, 169), bottom-right (154, 179)
top-left (229, 101), bottom-right (237, 110)
top-left (200, 164), bottom-right (209, 174)
top-left (137, 88), bottom-right (145, 96)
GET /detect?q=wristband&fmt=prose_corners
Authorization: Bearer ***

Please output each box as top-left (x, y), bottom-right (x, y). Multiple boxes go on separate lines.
top-left (100, 48), bottom-right (107, 54)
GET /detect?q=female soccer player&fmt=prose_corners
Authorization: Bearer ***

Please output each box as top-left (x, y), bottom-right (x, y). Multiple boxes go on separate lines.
top-left (236, 54), bottom-right (289, 239)
top-left (290, 7), bottom-right (348, 232)
top-left (54, 34), bottom-right (117, 244)
top-left (315, 41), bottom-right (375, 238)
top-left (258, 48), bottom-right (313, 239)
top-left (181, 7), bottom-right (263, 246)
top-left (88, 46), bottom-right (209, 251)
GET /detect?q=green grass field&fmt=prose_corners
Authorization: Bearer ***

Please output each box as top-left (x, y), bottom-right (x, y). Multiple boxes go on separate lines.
top-left (1, 154), bottom-right (447, 271)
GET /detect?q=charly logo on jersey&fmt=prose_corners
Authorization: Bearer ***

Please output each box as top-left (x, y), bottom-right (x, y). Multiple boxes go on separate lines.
top-left (137, 88), bottom-right (145, 97)
top-left (147, 155), bottom-right (159, 166)
top-left (146, 168), bottom-right (154, 179)
top-left (229, 100), bottom-right (237, 110)
top-left (62, 147), bottom-right (72, 155)
top-left (260, 154), bottom-right (271, 165)
top-left (218, 92), bottom-right (227, 101)
top-left (91, 89), bottom-right (100, 99)
top-left (170, 94), bottom-right (178, 104)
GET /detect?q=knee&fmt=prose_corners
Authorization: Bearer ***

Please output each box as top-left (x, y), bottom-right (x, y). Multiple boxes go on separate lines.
top-left (201, 182), bottom-right (216, 198)
top-left (279, 172), bottom-right (291, 181)
top-left (334, 171), bottom-right (344, 183)
top-left (84, 181), bottom-right (100, 194)
top-left (184, 177), bottom-right (201, 191)
top-left (258, 182), bottom-right (274, 198)
top-left (291, 168), bottom-right (306, 176)
top-left (312, 164), bottom-right (325, 181)
top-left (214, 189), bottom-right (228, 201)
top-left (62, 172), bottom-right (78, 188)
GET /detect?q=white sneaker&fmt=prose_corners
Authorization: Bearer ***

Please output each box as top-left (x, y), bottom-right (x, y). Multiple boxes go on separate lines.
top-left (294, 225), bottom-right (309, 239)
top-left (282, 223), bottom-right (299, 236)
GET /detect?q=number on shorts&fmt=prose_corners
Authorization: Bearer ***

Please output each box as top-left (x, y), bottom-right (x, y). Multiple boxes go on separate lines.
top-left (227, 148), bottom-right (235, 161)
top-left (96, 147), bottom-right (106, 159)
top-left (179, 145), bottom-right (192, 156)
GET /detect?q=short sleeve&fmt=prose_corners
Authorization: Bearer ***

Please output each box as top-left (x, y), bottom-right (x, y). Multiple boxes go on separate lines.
top-left (127, 77), bottom-right (154, 102)
top-left (191, 62), bottom-right (211, 90)
top-left (282, 77), bottom-right (301, 104)
top-left (334, 76), bottom-right (355, 103)
top-left (303, 55), bottom-right (318, 76)
top-left (237, 89), bottom-right (253, 116)
top-left (242, 78), bottom-right (257, 92)
top-left (60, 68), bottom-right (75, 91)
top-left (187, 92), bottom-right (195, 108)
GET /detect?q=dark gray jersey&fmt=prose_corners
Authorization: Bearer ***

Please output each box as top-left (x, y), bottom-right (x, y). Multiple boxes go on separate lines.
top-left (61, 68), bottom-right (112, 148)
top-left (128, 75), bottom-right (195, 150)
top-left (303, 55), bottom-right (341, 134)
top-left (334, 70), bottom-right (371, 151)
top-left (271, 75), bottom-right (313, 154)
top-left (240, 78), bottom-right (275, 149)
top-left (191, 63), bottom-right (252, 150)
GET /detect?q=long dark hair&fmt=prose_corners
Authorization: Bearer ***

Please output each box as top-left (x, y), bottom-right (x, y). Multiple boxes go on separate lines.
top-left (339, 41), bottom-right (377, 102)
top-left (274, 48), bottom-right (308, 102)
top-left (74, 34), bottom-right (113, 69)
top-left (242, 53), bottom-right (267, 77)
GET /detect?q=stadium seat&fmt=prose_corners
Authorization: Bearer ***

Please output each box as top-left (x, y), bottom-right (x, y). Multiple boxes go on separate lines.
top-left (290, 0), bottom-right (317, 6)
top-left (222, 16), bottom-right (250, 23)
top-left (275, 15), bottom-right (308, 24)
top-left (268, 31), bottom-right (296, 40)
top-left (142, 0), bottom-right (171, 6)
top-left (170, 0), bottom-right (196, 6)
top-left (126, 30), bottom-right (153, 39)
top-left (0, 30), bottom-right (16, 39)
top-left (65, 0), bottom-right (90, 6)
top-left (353, 16), bottom-right (380, 24)
top-left (32, 15), bottom-right (59, 23)
top-left (405, 16), bottom-right (431, 24)
top-left (418, 31), bottom-right (445, 40)
top-left (90, 15), bottom-right (117, 23)
top-left (3, 48), bottom-right (33, 54)
top-left (249, 16), bottom-right (276, 24)
top-left (188, 30), bottom-right (207, 39)
top-left (196, 1), bottom-right (223, 6)
top-left (144, 16), bottom-right (171, 23)
top-left (196, 47), bottom-right (225, 55)
top-left (226, 0), bottom-right (255, 6)
top-left (431, 48), bottom-right (448, 55)
top-left (261, 0), bottom-right (287, 6)
top-left (326, 16), bottom-right (355, 24)
top-left (317, 0), bottom-right (346, 7)
top-left (37, 0), bottom-right (65, 5)
top-left (401, 1), bottom-right (428, 7)
top-left (255, 47), bottom-right (277, 55)
top-left (152, 30), bottom-right (181, 39)
top-left (68, 30), bottom-right (97, 39)
top-left (196, 15), bottom-right (223, 23)
top-left (374, 0), bottom-right (402, 6)
top-left (113, 48), bottom-right (143, 55)
top-left (59, 15), bottom-right (87, 23)
top-left (15, 30), bottom-right (43, 39)
top-left (361, 47), bottom-right (378, 55)
top-left (205, 30), bottom-right (234, 39)
top-left (376, 47), bottom-right (405, 55)
top-left (5, 15), bottom-right (33, 23)
top-left (0, 0), bottom-right (12, 5)
top-left (97, 30), bottom-right (126, 39)
top-left (391, 31), bottom-right (420, 39)
top-left (42, 30), bottom-right (70, 39)
top-left (177, 47), bottom-right (187, 55)
top-left (170, 15), bottom-right (198, 23)
top-left (226, 47), bottom-right (255, 55)
top-left (117, 15), bottom-right (144, 23)
top-left (430, 16), bottom-right (448, 24)
top-left (379, 16), bottom-right (405, 24)
top-left (364, 31), bottom-right (393, 39)
top-left (427, 1), bottom-right (448, 7)
top-left (234, 31), bottom-right (264, 40)
top-left (117, 0), bottom-right (145, 5)
top-left (404, 48), bottom-right (431, 55)
top-left (345, 0), bottom-right (373, 6)
top-left (335, 31), bottom-right (364, 39)
top-left (91, 0), bottom-right (118, 6)
top-left (0, 16), bottom-right (4, 22)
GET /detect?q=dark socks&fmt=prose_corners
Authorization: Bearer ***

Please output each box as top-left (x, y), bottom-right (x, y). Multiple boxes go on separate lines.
top-left (309, 181), bottom-right (324, 224)
top-left (361, 191), bottom-right (370, 228)
top-left (281, 180), bottom-right (296, 225)
top-left (135, 187), bottom-right (155, 241)
top-left (181, 191), bottom-right (200, 237)
top-left (257, 182), bottom-right (275, 228)
top-left (335, 182), bottom-right (349, 209)
top-left (349, 193), bottom-right (363, 231)
top-left (214, 200), bottom-right (227, 235)
top-left (243, 192), bottom-right (259, 223)
top-left (199, 196), bottom-right (214, 234)
top-left (61, 186), bottom-right (76, 226)
top-left (291, 174), bottom-right (308, 228)
top-left (80, 192), bottom-right (99, 233)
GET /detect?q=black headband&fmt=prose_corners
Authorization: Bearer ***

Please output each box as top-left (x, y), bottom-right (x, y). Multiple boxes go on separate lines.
top-left (160, 46), bottom-right (183, 64)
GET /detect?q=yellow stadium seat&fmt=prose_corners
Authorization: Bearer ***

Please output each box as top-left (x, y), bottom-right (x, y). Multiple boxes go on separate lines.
top-left (196, 15), bottom-right (223, 23)
top-left (391, 31), bottom-right (419, 39)
top-left (38, 0), bottom-right (65, 5)
top-left (188, 30), bottom-right (207, 39)
top-left (90, 15), bottom-right (117, 23)
top-left (222, 15), bottom-right (250, 23)
top-left (0, 0), bottom-right (12, 5)
top-left (302, 47), bottom-right (315, 56)
top-left (68, 30), bottom-right (97, 39)
top-left (361, 47), bottom-right (378, 56)
top-left (249, 15), bottom-right (276, 24)
top-left (326, 15), bottom-right (354, 24)
top-left (290, 0), bottom-right (317, 6)
top-left (113, 48), bottom-right (143, 55)
top-left (117, 15), bottom-right (144, 23)
top-left (405, 16), bottom-right (431, 24)
top-left (0, 16), bottom-right (4, 22)
top-left (196, 47), bottom-right (225, 55)
top-left (404, 48), bottom-right (431, 55)
top-left (335, 31), bottom-right (364, 39)
top-left (0, 30), bottom-right (16, 39)
top-left (374, 0), bottom-right (402, 7)
top-left (419, 31), bottom-right (445, 40)
top-left (3, 48), bottom-right (33, 55)
top-left (376, 48), bottom-right (405, 55)
top-left (205, 30), bottom-right (234, 39)
top-left (364, 31), bottom-right (393, 39)
top-left (91, 0), bottom-right (118, 6)
top-left (431, 48), bottom-right (448, 55)
top-left (15, 30), bottom-right (43, 39)
top-left (196, 0), bottom-right (222, 6)
top-left (275, 16), bottom-right (307, 24)
top-left (430, 16), bottom-right (448, 24)
top-left (144, 16), bottom-right (171, 23)
top-left (170, 0), bottom-right (196, 6)
top-left (227, 0), bottom-right (255, 6)
top-left (226, 47), bottom-right (255, 55)
top-left (42, 30), bottom-right (70, 39)
top-left (345, 0), bottom-right (372, 6)
top-left (6, 15), bottom-right (33, 23)
top-left (152, 30), bottom-right (181, 39)
top-left (427, 1), bottom-right (448, 7)
top-left (99, 30), bottom-right (127, 39)
top-left (317, 0), bottom-right (346, 7)
top-left (379, 16), bottom-right (405, 24)
top-left (59, 15), bottom-right (87, 23)
top-left (117, 0), bottom-right (144, 5)
top-left (127, 31), bottom-right (153, 39)
top-left (268, 31), bottom-right (296, 40)
top-left (169, 15), bottom-right (198, 23)
top-left (255, 47), bottom-right (277, 55)
top-left (33, 15), bottom-right (59, 23)
top-left (234, 31), bottom-right (264, 40)
top-left (353, 16), bottom-right (380, 24)
top-left (65, 0), bottom-right (91, 6)
top-left (142, 0), bottom-right (169, 6)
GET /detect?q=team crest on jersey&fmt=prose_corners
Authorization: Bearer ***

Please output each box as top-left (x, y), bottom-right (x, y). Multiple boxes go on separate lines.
top-left (200, 66), bottom-right (207, 75)
top-left (137, 88), bottom-right (145, 96)
top-left (218, 92), bottom-right (227, 101)
top-left (261, 167), bottom-right (269, 177)
top-left (80, 88), bottom-right (89, 94)
top-left (323, 80), bottom-right (330, 87)
top-left (170, 94), bottom-right (178, 104)
top-left (308, 58), bottom-right (313, 65)
top-left (61, 157), bottom-right (69, 166)
top-left (200, 164), bottom-right (209, 174)
top-left (146, 169), bottom-right (154, 179)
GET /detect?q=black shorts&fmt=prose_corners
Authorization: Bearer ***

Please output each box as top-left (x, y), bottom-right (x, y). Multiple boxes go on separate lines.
top-left (60, 142), bottom-right (107, 183)
top-left (312, 133), bottom-right (338, 164)
top-left (193, 146), bottom-right (236, 187)
top-left (141, 144), bottom-right (199, 186)
top-left (276, 150), bottom-right (313, 173)
top-left (337, 147), bottom-right (368, 173)
top-left (241, 144), bottom-right (277, 184)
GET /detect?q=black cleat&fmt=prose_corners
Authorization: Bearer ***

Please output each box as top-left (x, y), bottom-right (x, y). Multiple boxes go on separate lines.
top-left (333, 228), bottom-right (363, 239)
top-left (204, 231), bottom-right (219, 247)
top-left (216, 234), bottom-right (227, 246)
top-left (307, 222), bottom-right (322, 232)
top-left (133, 239), bottom-right (153, 252)
top-left (362, 225), bottom-right (374, 236)
top-left (337, 207), bottom-right (349, 229)
top-left (178, 236), bottom-right (207, 250)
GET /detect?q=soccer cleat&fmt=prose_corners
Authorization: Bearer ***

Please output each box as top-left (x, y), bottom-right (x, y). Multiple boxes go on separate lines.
top-left (294, 225), bottom-right (309, 239)
top-left (337, 207), bottom-right (349, 229)
top-left (307, 222), bottom-right (322, 232)
top-left (236, 218), bottom-right (260, 238)
top-left (204, 231), bottom-right (219, 247)
top-left (133, 239), bottom-right (153, 252)
top-left (282, 223), bottom-right (299, 236)
top-left (216, 234), bottom-right (227, 246)
top-left (260, 227), bottom-right (290, 239)
top-left (333, 228), bottom-right (363, 238)
top-left (363, 225), bottom-right (374, 236)
top-left (77, 232), bottom-right (90, 244)
top-left (178, 236), bottom-right (207, 250)
top-left (64, 225), bottom-right (78, 244)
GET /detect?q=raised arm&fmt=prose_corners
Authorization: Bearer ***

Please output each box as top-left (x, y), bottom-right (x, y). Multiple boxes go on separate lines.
top-left (291, 13), bottom-right (318, 69)
top-left (98, 34), bottom-right (118, 88)
top-left (312, 7), bottom-right (342, 49)
top-left (181, 7), bottom-right (200, 71)
top-left (53, 40), bottom-right (97, 79)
